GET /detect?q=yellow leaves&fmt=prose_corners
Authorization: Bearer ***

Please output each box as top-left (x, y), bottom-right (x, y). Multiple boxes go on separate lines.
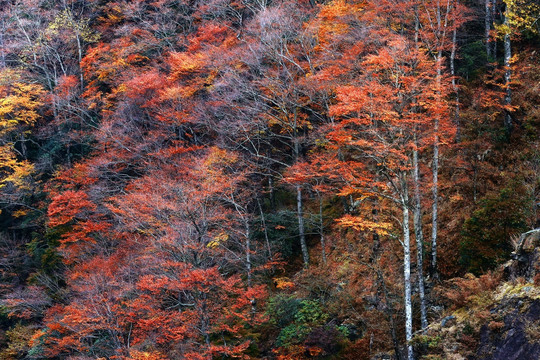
top-left (336, 215), bottom-right (392, 236)
top-left (128, 350), bottom-right (167, 360)
top-left (1, 160), bottom-right (34, 189)
top-left (273, 277), bottom-right (295, 290)
top-left (503, 0), bottom-right (540, 35)
top-left (0, 81), bottom-right (44, 131)
top-left (115, 83), bottom-right (127, 94)
top-left (0, 70), bottom-right (42, 194)
top-left (12, 209), bottom-right (30, 218)
top-left (0, 145), bottom-right (35, 190)
top-left (207, 232), bottom-right (229, 248)
top-left (204, 147), bottom-right (238, 169)
top-left (46, 9), bottom-right (100, 43)
top-left (494, 23), bottom-right (512, 37)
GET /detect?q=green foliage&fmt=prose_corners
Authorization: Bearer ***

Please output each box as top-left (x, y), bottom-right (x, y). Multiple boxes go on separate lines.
top-left (457, 41), bottom-right (490, 79)
top-left (336, 324), bottom-right (350, 338)
top-left (26, 329), bottom-right (46, 359)
top-left (460, 181), bottom-right (530, 274)
top-left (0, 323), bottom-right (34, 360)
top-left (254, 209), bottom-right (315, 259)
top-left (412, 335), bottom-right (442, 349)
top-left (27, 227), bottom-right (64, 276)
top-left (267, 296), bottom-right (332, 347)
top-left (266, 295), bottom-right (301, 328)
top-left (294, 300), bottom-right (329, 325)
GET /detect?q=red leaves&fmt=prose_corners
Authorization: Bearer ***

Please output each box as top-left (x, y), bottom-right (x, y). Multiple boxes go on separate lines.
top-left (55, 75), bottom-right (79, 100)
top-left (48, 191), bottom-right (96, 227)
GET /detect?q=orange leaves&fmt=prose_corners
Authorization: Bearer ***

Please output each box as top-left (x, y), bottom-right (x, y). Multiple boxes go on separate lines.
top-left (168, 52), bottom-right (206, 80)
top-left (188, 23), bottom-right (231, 52)
top-left (329, 86), bottom-right (369, 117)
top-left (47, 191), bottom-right (96, 227)
top-left (314, 0), bottom-right (365, 48)
top-left (123, 70), bottom-right (164, 108)
top-left (363, 47), bottom-right (397, 69)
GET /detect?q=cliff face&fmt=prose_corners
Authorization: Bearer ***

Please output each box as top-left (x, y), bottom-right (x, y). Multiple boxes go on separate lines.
top-left (475, 296), bottom-right (540, 360)
top-left (415, 229), bottom-right (540, 360)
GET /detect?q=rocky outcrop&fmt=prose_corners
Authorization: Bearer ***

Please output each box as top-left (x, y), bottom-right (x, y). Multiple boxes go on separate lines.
top-left (415, 229), bottom-right (540, 360)
top-left (504, 228), bottom-right (540, 283)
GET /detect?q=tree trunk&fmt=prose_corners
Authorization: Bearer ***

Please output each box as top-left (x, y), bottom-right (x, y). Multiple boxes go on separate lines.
top-left (246, 223), bottom-right (252, 288)
top-left (485, 0), bottom-right (492, 59)
top-left (401, 181), bottom-right (414, 360)
top-left (492, 0), bottom-right (498, 56)
top-left (268, 176), bottom-right (276, 211)
top-left (245, 222), bottom-right (257, 318)
top-left (431, 52), bottom-right (442, 281)
top-left (451, 23), bottom-right (461, 142)
top-left (318, 192), bottom-right (327, 265)
top-left (293, 107), bottom-right (309, 267)
top-left (503, 9), bottom-right (512, 134)
top-left (0, 18), bottom-right (6, 68)
top-left (297, 185), bottom-right (309, 267)
top-left (412, 136), bottom-right (428, 330)
top-left (376, 268), bottom-right (403, 360)
top-left (257, 198), bottom-right (272, 258)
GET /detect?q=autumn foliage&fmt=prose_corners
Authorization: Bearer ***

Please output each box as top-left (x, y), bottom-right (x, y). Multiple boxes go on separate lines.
top-left (0, 0), bottom-right (538, 359)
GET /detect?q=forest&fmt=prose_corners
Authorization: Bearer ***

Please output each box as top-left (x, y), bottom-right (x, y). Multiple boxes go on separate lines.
top-left (0, 0), bottom-right (538, 359)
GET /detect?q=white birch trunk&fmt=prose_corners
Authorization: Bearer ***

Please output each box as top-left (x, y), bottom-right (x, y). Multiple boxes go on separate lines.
top-left (402, 182), bottom-right (414, 360)
top-left (431, 52), bottom-right (442, 280)
top-left (297, 185), bottom-right (309, 267)
top-left (413, 139), bottom-right (428, 329)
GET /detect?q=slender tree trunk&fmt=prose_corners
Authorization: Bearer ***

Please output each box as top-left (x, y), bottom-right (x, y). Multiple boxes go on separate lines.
top-left (412, 135), bottom-right (428, 330)
top-left (246, 223), bottom-right (252, 288)
top-left (401, 180), bottom-right (414, 360)
top-left (268, 177), bottom-right (276, 211)
top-left (317, 192), bottom-right (327, 265)
top-left (297, 185), bottom-right (309, 267)
top-left (0, 18), bottom-right (6, 68)
top-left (76, 32), bottom-right (84, 90)
top-left (492, 0), bottom-right (498, 56)
top-left (366, 226), bottom-right (402, 360)
top-left (245, 222), bottom-right (257, 318)
top-left (412, 11), bottom-right (428, 328)
top-left (376, 268), bottom-right (403, 360)
top-left (257, 198), bottom-right (272, 258)
top-left (431, 138), bottom-right (439, 281)
top-left (451, 24), bottom-right (461, 142)
top-left (485, 0), bottom-right (492, 59)
top-left (293, 107), bottom-right (309, 267)
top-left (503, 9), bottom-right (512, 134)
top-left (431, 52), bottom-right (442, 281)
